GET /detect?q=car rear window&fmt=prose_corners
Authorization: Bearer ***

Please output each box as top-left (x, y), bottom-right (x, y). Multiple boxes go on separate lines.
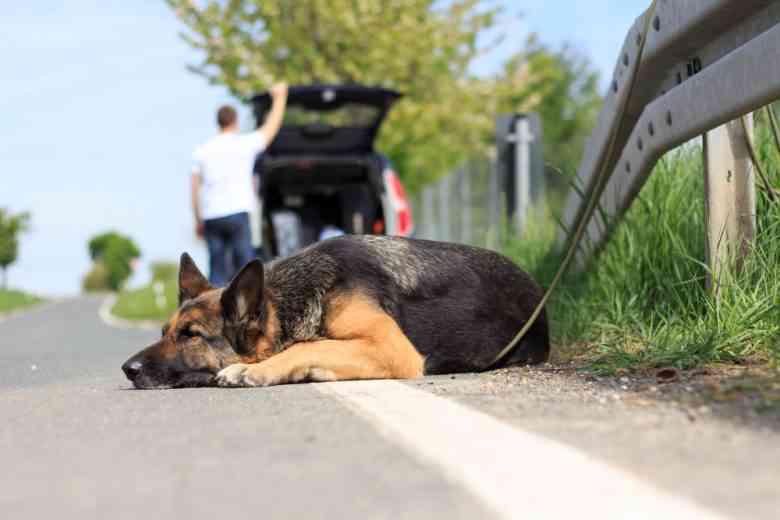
top-left (283, 103), bottom-right (381, 128)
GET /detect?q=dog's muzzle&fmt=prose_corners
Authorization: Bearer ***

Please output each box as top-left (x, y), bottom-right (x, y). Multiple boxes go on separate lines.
top-left (122, 359), bottom-right (144, 382)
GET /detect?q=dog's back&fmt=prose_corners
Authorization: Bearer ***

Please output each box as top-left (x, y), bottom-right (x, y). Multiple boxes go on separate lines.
top-left (267, 235), bottom-right (550, 374)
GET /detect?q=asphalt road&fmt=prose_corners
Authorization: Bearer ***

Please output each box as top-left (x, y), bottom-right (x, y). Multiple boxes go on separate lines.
top-left (1, 297), bottom-right (779, 519)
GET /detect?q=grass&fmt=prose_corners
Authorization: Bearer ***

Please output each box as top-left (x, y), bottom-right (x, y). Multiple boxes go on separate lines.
top-left (0, 289), bottom-right (44, 315)
top-left (112, 278), bottom-right (178, 322)
top-left (505, 115), bottom-right (780, 374)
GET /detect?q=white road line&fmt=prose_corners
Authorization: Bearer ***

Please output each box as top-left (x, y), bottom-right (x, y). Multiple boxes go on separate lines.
top-left (316, 380), bottom-right (727, 520)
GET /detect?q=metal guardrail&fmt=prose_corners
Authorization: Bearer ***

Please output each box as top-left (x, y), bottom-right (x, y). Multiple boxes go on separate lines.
top-left (560, 0), bottom-right (780, 268)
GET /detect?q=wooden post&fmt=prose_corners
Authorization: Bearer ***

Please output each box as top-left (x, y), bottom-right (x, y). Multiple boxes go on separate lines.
top-left (703, 114), bottom-right (757, 295)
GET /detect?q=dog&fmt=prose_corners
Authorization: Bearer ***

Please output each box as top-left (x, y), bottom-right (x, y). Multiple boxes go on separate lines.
top-left (121, 235), bottom-right (550, 389)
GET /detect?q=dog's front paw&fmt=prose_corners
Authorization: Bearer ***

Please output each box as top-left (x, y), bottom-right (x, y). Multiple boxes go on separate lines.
top-left (216, 363), bottom-right (251, 387)
top-left (216, 363), bottom-right (281, 388)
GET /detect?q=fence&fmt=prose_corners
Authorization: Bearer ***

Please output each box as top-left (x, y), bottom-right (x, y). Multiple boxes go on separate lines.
top-left (411, 113), bottom-right (545, 249)
top-left (559, 0), bottom-right (780, 285)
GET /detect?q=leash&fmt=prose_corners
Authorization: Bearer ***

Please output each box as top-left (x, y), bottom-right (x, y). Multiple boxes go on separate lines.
top-left (741, 113), bottom-right (778, 201)
top-left (490, 0), bottom-right (660, 367)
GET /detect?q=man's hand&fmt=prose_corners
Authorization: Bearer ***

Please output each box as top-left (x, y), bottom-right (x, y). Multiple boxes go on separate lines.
top-left (260, 82), bottom-right (289, 145)
top-left (195, 220), bottom-right (205, 240)
top-left (269, 82), bottom-right (288, 100)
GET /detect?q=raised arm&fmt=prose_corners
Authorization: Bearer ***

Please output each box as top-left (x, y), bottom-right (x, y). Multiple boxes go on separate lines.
top-left (259, 82), bottom-right (289, 146)
top-left (191, 169), bottom-right (204, 239)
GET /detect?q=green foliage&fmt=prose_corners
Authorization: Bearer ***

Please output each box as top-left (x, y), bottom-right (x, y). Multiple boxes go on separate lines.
top-left (151, 261), bottom-right (178, 283)
top-left (0, 209), bottom-right (31, 289)
top-left (0, 289), bottom-right (43, 315)
top-left (166, 2), bottom-right (602, 192)
top-left (84, 232), bottom-right (141, 291)
top-left (112, 273), bottom-right (179, 322)
top-left (504, 125), bottom-right (780, 373)
top-left (82, 262), bottom-right (112, 293)
top-left (166, 1), bottom-right (532, 192)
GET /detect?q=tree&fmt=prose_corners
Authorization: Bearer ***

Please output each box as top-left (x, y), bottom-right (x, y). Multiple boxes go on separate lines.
top-left (0, 209), bottom-right (30, 290)
top-left (494, 37), bottom-right (603, 187)
top-left (167, 0), bottom-right (501, 192)
top-left (83, 232), bottom-right (141, 291)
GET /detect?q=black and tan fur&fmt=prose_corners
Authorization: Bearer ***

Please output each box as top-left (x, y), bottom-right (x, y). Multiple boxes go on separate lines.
top-left (121, 235), bottom-right (549, 389)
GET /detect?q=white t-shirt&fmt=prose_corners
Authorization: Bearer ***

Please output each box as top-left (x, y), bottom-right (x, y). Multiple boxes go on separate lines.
top-left (192, 132), bottom-right (266, 220)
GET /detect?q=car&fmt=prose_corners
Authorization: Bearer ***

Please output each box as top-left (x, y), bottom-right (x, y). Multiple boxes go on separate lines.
top-left (250, 84), bottom-right (414, 258)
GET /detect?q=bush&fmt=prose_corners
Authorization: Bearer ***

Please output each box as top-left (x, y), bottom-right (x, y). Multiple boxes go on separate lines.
top-left (82, 262), bottom-right (112, 292)
top-left (85, 231), bottom-right (141, 291)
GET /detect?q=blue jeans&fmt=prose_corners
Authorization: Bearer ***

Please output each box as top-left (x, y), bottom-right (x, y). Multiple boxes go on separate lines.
top-left (203, 212), bottom-right (255, 287)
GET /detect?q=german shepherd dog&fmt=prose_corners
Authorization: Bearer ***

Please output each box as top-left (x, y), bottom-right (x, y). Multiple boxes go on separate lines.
top-left (121, 236), bottom-right (549, 389)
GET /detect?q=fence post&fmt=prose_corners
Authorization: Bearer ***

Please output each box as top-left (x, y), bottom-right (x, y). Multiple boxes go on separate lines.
top-left (702, 114), bottom-right (757, 294)
top-left (461, 166), bottom-right (472, 245)
top-left (422, 186), bottom-right (436, 240)
top-left (439, 176), bottom-right (452, 243)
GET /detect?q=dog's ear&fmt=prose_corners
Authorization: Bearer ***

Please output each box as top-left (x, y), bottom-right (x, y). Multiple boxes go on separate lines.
top-left (178, 253), bottom-right (212, 305)
top-left (221, 259), bottom-right (264, 325)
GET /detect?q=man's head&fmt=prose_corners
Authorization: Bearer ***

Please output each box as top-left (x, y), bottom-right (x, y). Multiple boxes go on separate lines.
top-left (217, 104), bottom-right (238, 131)
top-left (121, 253), bottom-right (274, 389)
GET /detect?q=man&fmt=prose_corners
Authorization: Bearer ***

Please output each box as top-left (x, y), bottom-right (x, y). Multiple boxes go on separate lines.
top-left (191, 83), bottom-right (288, 286)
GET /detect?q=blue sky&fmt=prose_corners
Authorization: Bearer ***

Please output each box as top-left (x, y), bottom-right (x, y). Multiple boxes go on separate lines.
top-left (1, 1), bottom-right (649, 296)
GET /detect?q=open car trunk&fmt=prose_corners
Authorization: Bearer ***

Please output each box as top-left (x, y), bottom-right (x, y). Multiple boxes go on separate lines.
top-left (257, 155), bottom-right (388, 257)
top-left (251, 85), bottom-right (403, 257)
top-left (251, 85), bottom-right (401, 155)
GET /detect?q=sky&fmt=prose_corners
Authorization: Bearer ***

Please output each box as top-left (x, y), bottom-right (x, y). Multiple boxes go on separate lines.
top-left (1, 1), bottom-right (649, 296)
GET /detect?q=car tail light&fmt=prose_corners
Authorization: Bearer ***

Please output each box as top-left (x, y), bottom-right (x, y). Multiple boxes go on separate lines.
top-left (385, 170), bottom-right (413, 236)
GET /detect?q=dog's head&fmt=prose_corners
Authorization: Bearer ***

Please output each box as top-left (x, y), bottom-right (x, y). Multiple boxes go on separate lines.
top-left (121, 253), bottom-right (274, 389)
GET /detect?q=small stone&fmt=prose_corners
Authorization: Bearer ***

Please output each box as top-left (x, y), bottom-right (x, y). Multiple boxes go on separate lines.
top-left (30, 364), bottom-right (38, 371)
top-left (619, 377), bottom-right (630, 384)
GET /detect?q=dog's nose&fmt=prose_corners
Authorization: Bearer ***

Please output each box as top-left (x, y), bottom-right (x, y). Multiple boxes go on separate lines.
top-left (122, 360), bottom-right (143, 381)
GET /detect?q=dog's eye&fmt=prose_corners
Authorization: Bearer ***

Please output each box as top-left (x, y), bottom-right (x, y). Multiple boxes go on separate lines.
top-left (179, 328), bottom-right (202, 340)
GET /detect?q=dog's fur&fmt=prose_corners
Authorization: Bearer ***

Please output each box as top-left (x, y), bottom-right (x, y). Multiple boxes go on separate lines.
top-left (121, 235), bottom-right (549, 389)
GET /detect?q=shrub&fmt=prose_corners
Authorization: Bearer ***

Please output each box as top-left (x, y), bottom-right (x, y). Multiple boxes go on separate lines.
top-left (82, 262), bottom-right (112, 293)
top-left (85, 232), bottom-right (141, 291)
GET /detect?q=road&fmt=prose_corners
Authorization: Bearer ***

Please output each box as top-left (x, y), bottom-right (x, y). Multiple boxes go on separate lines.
top-left (1, 297), bottom-right (778, 519)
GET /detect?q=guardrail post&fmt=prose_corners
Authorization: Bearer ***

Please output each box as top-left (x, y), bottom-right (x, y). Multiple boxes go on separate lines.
top-left (703, 114), bottom-right (757, 294)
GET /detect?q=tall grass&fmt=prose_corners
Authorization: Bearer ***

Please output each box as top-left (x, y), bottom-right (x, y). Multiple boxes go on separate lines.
top-left (505, 116), bottom-right (780, 373)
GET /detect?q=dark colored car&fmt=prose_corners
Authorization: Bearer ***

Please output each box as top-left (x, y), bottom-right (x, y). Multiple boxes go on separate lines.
top-left (251, 84), bottom-right (414, 257)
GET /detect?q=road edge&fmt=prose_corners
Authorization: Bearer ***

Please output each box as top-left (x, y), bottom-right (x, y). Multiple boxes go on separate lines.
top-left (98, 294), bottom-right (162, 331)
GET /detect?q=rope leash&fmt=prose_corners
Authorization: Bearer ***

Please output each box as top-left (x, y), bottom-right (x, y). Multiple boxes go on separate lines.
top-left (490, 0), bottom-right (659, 367)
top-left (740, 115), bottom-right (778, 201)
